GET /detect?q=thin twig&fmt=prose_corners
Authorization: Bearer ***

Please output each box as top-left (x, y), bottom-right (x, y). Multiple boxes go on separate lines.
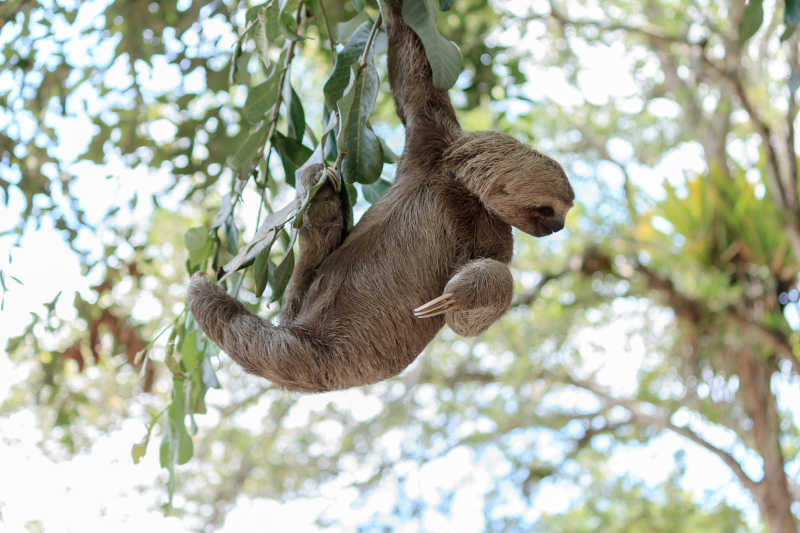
top-left (358, 12), bottom-right (383, 70)
top-left (316, 0), bottom-right (337, 53)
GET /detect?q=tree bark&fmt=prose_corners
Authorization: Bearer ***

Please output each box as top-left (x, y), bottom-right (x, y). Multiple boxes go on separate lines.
top-left (737, 350), bottom-right (798, 533)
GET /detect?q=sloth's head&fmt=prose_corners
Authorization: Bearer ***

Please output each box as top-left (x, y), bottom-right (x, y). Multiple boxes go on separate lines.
top-left (445, 131), bottom-right (575, 237)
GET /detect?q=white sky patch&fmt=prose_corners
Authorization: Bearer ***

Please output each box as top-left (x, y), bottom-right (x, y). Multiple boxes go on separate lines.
top-left (0, 412), bottom-right (191, 533)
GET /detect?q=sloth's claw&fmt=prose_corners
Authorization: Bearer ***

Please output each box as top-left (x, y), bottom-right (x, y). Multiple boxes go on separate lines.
top-left (413, 292), bottom-right (455, 318)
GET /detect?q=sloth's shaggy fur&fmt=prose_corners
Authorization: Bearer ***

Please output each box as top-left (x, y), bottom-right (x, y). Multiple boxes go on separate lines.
top-left (187, 0), bottom-right (575, 392)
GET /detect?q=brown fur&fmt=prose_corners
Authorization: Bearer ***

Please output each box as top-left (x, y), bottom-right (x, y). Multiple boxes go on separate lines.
top-left (187, 1), bottom-right (574, 392)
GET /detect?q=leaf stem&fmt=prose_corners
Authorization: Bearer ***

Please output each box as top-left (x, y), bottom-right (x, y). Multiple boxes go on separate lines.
top-left (317, 0), bottom-right (338, 54)
top-left (359, 12), bottom-right (383, 70)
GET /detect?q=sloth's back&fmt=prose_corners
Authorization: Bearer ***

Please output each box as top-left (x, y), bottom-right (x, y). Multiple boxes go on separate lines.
top-left (290, 174), bottom-right (479, 384)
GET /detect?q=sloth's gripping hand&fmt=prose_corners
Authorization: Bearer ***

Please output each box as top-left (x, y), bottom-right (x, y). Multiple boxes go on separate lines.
top-left (414, 258), bottom-right (513, 336)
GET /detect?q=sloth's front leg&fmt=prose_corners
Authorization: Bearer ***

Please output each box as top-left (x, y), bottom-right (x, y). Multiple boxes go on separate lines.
top-left (281, 164), bottom-right (344, 321)
top-left (414, 258), bottom-right (513, 336)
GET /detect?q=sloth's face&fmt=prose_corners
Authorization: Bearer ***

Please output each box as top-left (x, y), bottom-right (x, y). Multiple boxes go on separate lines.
top-left (485, 151), bottom-right (574, 238)
top-left (445, 131), bottom-right (575, 235)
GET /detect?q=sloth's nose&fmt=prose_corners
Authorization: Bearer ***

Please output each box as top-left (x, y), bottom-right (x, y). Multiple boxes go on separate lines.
top-left (543, 215), bottom-right (565, 233)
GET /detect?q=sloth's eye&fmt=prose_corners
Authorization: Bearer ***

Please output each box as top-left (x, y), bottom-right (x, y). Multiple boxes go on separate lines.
top-left (531, 206), bottom-right (555, 218)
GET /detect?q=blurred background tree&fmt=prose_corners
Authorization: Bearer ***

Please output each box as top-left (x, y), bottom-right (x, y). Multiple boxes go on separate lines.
top-left (1, 0), bottom-right (798, 531)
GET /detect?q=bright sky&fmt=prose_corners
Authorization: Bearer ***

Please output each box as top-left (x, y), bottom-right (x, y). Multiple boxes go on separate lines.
top-left (1, 0), bottom-right (795, 531)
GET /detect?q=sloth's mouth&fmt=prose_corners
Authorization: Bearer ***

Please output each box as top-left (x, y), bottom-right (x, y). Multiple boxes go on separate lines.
top-left (527, 226), bottom-right (555, 237)
top-left (527, 216), bottom-right (564, 237)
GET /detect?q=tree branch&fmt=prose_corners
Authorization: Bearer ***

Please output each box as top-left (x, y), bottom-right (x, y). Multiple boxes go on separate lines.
top-left (541, 3), bottom-right (691, 46)
top-left (512, 268), bottom-right (570, 308)
top-left (581, 249), bottom-right (800, 374)
top-left (562, 374), bottom-right (761, 495)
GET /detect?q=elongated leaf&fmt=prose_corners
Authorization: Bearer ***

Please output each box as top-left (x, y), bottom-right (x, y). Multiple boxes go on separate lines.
top-left (189, 368), bottom-right (208, 415)
top-left (285, 83), bottom-right (306, 141)
top-left (253, 245), bottom-right (271, 297)
top-left (338, 63), bottom-right (384, 183)
top-left (179, 329), bottom-right (202, 373)
top-left (232, 121), bottom-right (268, 174)
top-left (739, 0), bottom-right (763, 43)
top-left (272, 131), bottom-right (313, 187)
top-left (270, 247), bottom-right (295, 302)
top-left (184, 227), bottom-right (212, 267)
top-left (243, 77), bottom-right (279, 123)
top-left (250, 1), bottom-right (282, 69)
top-left (402, 0), bottom-right (462, 89)
top-left (323, 21), bottom-right (372, 108)
top-left (342, 125), bottom-right (383, 184)
top-left (362, 178), bottom-right (393, 203)
top-left (279, 0), bottom-right (302, 39)
top-left (219, 199), bottom-right (300, 279)
top-left (787, 0), bottom-right (800, 26)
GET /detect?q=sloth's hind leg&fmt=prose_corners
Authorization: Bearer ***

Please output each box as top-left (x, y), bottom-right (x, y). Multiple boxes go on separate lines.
top-left (281, 164), bottom-right (345, 321)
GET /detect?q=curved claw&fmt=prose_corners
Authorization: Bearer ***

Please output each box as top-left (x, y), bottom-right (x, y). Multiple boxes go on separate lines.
top-left (413, 292), bottom-right (455, 319)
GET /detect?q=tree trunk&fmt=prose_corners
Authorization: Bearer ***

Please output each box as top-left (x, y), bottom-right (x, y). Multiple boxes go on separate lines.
top-left (737, 350), bottom-right (798, 533)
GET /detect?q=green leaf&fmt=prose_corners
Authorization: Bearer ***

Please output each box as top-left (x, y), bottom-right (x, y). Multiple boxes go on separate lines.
top-left (201, 355), bottom-right (222, 389)
top-left (362, 178), bottom-right (393, 203)
top-left (243, 77), bottom-right (280, 123)
top-left (189, 369), bottom-right (208, 415)
top-left (352, 0), bottom-right (365, 11)
top-left (270, 247), bottom-right (295, 302)
top-left (323, 21), bottom-right (372, 109)
top-left (337, 63), bottom-right (384, 184)
top-left (131, 442), bottom-right (147, 464)
top-left (738, 0), bottom-right (763, 43)
top-left (787, 0), bottom-right (800, 27)
top-left (253, 246), bottom-right (271, 297)
top-left (279, 0), bottom-right (302, 39)
top-left (379, 136), bottom-right (399, 163)
top-left (219, 200), bottom-right (299, 280)
top-left (250, 1), bottom-right (282, 69)
top-left (439, 0), bottom-right (453, 10)
top-left (167, 378), bottom-right (193, 465)
top-left (285, 83), bottom-right (306, 141)
top-left (224, 218), bottom-right (239, 254)
top-left (272, 131), bottom-right (313, 186)
top-left (402, 0), bottom-right (462, 89)
top-left (184, 227), bottom-right (212, 267)
top-left (159, 428), bottom-right (172, 468)
top-left (231, 121), bottom-right (268, 175)
top-left (179, 329), bottom-right (202, 373)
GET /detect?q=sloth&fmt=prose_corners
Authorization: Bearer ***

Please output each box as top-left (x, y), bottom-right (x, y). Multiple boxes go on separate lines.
top-left (188, 0), bottom-right (574, 392)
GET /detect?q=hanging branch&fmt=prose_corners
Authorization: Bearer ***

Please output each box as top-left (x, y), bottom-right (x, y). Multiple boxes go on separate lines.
top-left (263, 0), bottom-right (307, 170)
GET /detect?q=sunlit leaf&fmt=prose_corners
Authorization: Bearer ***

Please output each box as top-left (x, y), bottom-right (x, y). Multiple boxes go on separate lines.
top-left (184, 227), bottom-right (212, 267)
top-left (402, 0), bottom-right (462, 89)
top-left (323, 21), bottom-right (372, 109)
top-left (232, 121), bottom-right (268, 175)
top-left (243, 77), bottom-right (280, 123)
top-left (739, 0), bottom-right (763, 43)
